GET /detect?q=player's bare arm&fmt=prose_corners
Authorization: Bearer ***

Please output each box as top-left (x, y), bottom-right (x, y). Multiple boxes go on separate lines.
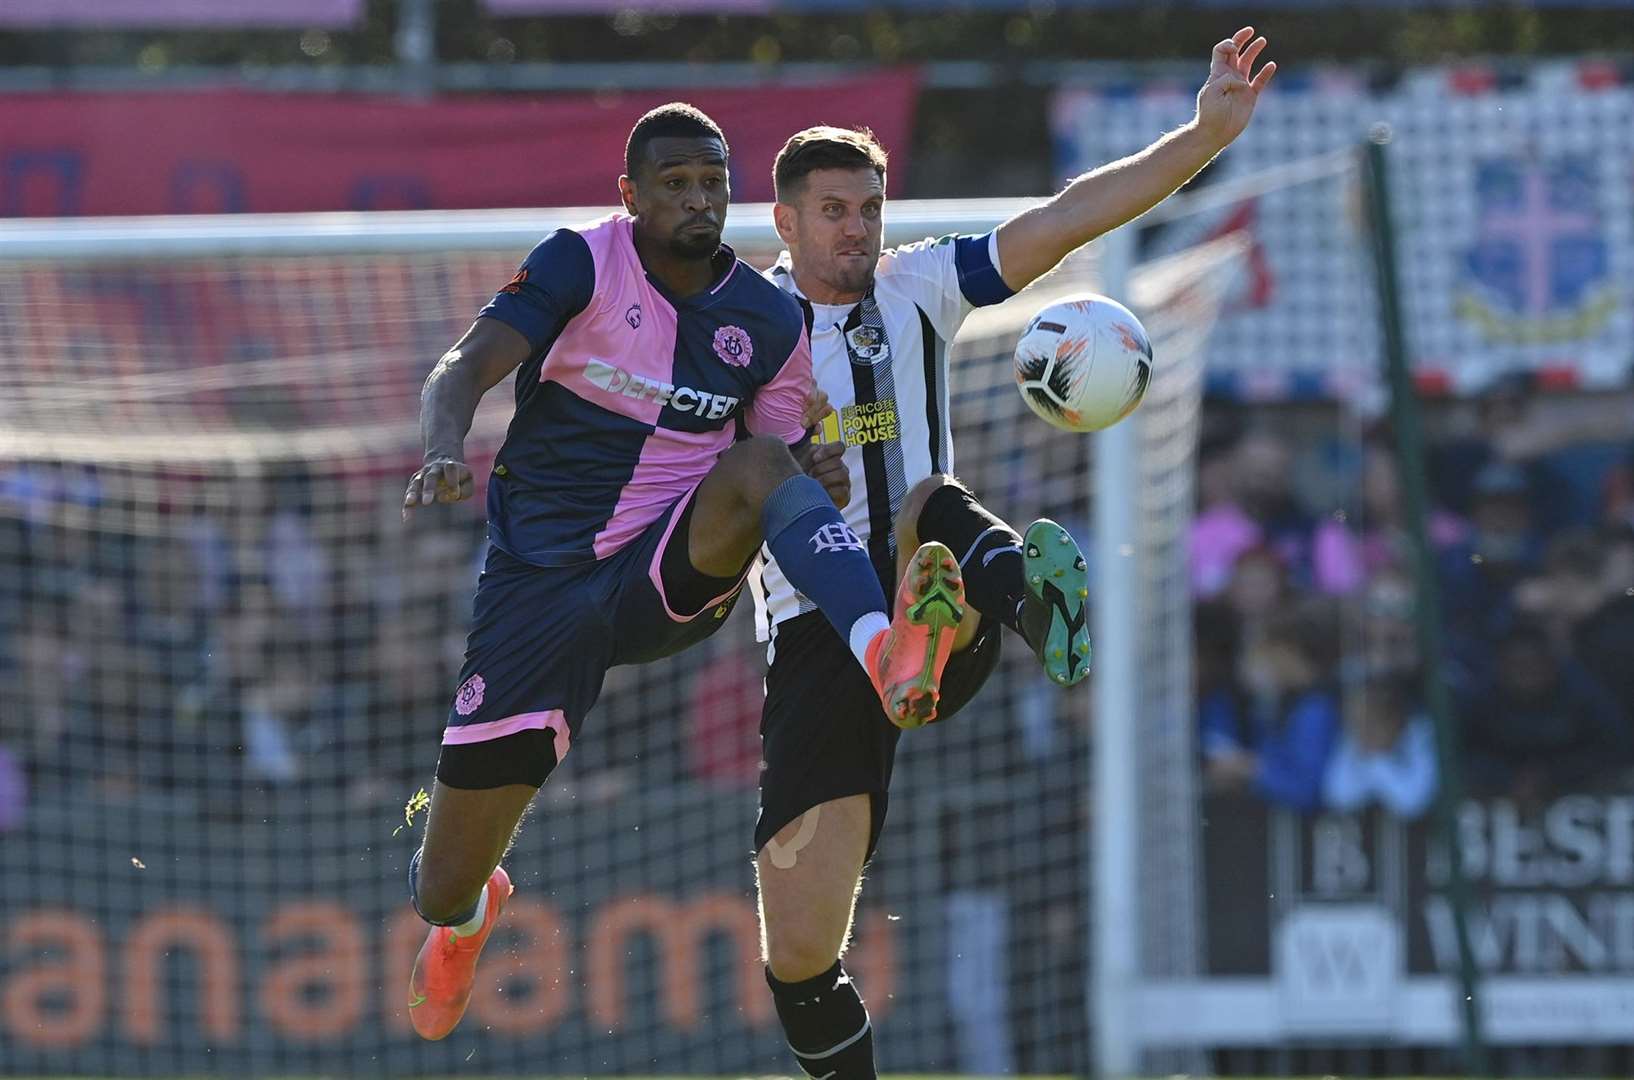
top-left (994, 25), bottom-right (1277, 292)
top-left (403, 316), bottom-right (531, 516)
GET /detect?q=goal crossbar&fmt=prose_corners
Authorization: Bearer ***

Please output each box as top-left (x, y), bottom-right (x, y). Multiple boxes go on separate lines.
top-left (0, 199), bottom-right (1044, 260)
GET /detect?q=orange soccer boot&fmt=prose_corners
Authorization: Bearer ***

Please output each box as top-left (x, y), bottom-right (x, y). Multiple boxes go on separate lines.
top-left (866, 541), bottom-right (967, 729)
top-left (407, 865), bottom-right (513, 1040)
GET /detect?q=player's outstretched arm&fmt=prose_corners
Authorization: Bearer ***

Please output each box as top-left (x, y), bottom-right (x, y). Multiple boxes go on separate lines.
top-left (404, 317), bottom-right (531, 517)
top-left (994, 26), bottom-right (1277, 292)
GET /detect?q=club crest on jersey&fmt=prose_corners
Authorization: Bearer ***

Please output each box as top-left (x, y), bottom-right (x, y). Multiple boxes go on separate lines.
top-left (810, 521), bottom-right (866, 554)
top-left (454, 674), bottom-right (486, 716)
top-left (845, 324), bottom-right (889, 365)
top-left (712, 325), bottom-right (753, 367)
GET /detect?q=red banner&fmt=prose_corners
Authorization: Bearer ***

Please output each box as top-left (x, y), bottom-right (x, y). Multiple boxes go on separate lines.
top-left (0, 74), bottom-right (920, 217)
top-left (0, 0), bottom-right (360, 27)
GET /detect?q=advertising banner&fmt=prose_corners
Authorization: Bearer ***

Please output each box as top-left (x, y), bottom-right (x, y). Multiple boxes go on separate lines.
top-left (0, 72), bottom-right (919, 217)
top-left (1053, 64), bottom-right (1634, 397)
top-left (0, 793), bottom-right (908, 1075)
top-left (0, 1), bottom-right (361, 27)
top-left (1143, 792), bottom-right (1634, 1048)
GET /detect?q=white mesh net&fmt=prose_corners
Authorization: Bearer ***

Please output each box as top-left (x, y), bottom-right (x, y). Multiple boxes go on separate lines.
top-left (0, 205), bottom-right (1238, 1075)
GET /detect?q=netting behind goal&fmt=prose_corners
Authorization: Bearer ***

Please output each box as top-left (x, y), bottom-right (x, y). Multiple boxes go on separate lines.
top-left (0, 204), bottom-right (1235, 1076)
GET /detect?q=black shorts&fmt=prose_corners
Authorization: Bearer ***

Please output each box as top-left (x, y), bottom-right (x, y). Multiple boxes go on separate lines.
top-left (755, 609), bottom-right (1002, 859)
top-left (437, 483), bottom-right (750, 789)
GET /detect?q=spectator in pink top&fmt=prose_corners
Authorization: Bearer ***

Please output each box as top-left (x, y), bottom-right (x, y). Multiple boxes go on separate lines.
top-left (1313, 440), bottom-right (1468, 596)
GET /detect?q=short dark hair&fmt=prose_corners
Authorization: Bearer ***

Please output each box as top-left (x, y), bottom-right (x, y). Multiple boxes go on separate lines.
top-left (1263, 598), bottom-right (1342, 676)
top-left (624, 102), bottom-right (728, 180)
top-left (773, 126), bottom-right (889, 202)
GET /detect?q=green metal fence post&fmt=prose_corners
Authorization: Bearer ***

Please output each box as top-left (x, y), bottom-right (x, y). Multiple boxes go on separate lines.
top-left (1363, 125), bottom-right (1490, 1077)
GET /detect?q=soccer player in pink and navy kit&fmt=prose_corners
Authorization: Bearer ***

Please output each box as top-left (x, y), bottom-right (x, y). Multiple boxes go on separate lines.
top-left (396, 104), bottom-right (969, 1042)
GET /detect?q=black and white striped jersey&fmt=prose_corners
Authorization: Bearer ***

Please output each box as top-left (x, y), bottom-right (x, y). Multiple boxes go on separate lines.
top-left (750, 232), bottom-right (1014, 641)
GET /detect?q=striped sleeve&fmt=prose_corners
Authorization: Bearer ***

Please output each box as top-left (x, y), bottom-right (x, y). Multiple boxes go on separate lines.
top-left (876, 232), bottom-right (1015, 342)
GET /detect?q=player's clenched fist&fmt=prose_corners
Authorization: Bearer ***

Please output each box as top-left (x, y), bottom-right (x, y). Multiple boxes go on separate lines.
top-left (403, 457), bottom-right (475, 518)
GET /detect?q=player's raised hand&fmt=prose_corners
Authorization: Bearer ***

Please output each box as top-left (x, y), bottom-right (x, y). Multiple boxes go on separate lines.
top-left (403, 456), bottom-right (475, 519)
top-left (1195, 26), bottom-right (1277, 149)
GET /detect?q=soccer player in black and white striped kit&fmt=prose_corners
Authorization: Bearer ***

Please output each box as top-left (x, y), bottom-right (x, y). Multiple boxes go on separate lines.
top-left (749, 27), bottom-right (1277, 1079)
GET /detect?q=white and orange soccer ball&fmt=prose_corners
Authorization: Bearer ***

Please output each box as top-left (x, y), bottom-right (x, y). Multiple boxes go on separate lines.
top-left (1013, 294), bottom-right (1153, 433)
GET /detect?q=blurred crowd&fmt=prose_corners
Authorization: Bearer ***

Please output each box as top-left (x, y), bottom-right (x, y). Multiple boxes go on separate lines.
top-left (6, 378), bottom-right (1634, 830)
top-left (1196, 378), bottom-right (1634, 818)
top-left (0, 461), bottom-right (488, 821)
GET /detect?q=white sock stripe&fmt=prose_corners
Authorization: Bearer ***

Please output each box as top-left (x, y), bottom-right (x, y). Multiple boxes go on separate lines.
top-left (957, 525), bottom-right (1009, 570)
top-left (450, 883), bottom-right (489, 937)
top-left (793, 1017), bottom-right (872, 1061)
top-left (982, 542), bottom-right (1021, 568)
top-left (847, 611), bottom-right (890, 668)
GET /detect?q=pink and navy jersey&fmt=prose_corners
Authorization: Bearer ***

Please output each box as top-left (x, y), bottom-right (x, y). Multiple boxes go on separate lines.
top-left (477, 214), bottom-right (812, 567)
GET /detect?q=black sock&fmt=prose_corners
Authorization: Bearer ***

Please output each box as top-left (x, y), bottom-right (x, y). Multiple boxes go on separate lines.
top-left (767, 961), bottom-right (876, 1080)
top-left (916, 482), bottom-right (1028, 642)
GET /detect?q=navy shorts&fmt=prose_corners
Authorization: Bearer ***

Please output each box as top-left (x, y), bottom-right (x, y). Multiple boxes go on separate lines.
top-left (436, 484), bottom-right (749, 789)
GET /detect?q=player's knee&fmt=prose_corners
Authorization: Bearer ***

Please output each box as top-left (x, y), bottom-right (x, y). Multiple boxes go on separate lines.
top-left (896, 473), bottom-right (962, 552)
top-left (724, 435), bottom-right (800, 503)
top-left (741, 434), bottom-right (799, 475)
top-left (766, 925), bottom-right (846, 983)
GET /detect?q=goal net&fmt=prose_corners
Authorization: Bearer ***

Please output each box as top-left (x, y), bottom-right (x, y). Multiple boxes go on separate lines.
top-left (0, 201), bottom-right (1239, 1075)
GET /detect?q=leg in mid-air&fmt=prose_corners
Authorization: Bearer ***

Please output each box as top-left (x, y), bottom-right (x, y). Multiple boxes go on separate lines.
top-left (753, 478), bottom-right (1014, 1079)
top-left (896, 473), bottom-right (1091, 687)
top-left (692, 443), bottom-right (976, 1080)
top-left (689, 435), bottom-right (967, 727)
top-left (408, 435), bottom-right (965, 1040)
top-left (407, 539), bottom-right (615, 1040)
top-left (405, 786), bottom-right (525, 1037)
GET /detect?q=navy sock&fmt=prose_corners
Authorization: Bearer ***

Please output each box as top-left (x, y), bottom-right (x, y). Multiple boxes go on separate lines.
top-left (409, 848), bottom-right (479, 927)
top-left (916, 483), bottom-right (1027, 641)
top-left (763, 475), bottom-right (888, 646)
top-left (767, 961), bottom-right (877, 1080)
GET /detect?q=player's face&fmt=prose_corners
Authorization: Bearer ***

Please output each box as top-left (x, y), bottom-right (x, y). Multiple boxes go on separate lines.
top-left (781, 167), bottom-right (884, 303)
top-left (624, 136), bottom-right (731, 260)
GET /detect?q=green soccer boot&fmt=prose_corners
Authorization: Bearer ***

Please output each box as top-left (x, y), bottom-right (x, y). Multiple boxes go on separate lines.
top-left (1018, 518), bottom-right (1091, 687)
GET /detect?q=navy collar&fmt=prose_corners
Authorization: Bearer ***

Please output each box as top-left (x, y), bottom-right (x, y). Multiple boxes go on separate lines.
top-left (643, 243), bottom-right (740, 310)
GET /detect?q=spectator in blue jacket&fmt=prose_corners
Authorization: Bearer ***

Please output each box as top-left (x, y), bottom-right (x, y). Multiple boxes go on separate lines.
top-left (1203, 599), bottom-right (1342, 813)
